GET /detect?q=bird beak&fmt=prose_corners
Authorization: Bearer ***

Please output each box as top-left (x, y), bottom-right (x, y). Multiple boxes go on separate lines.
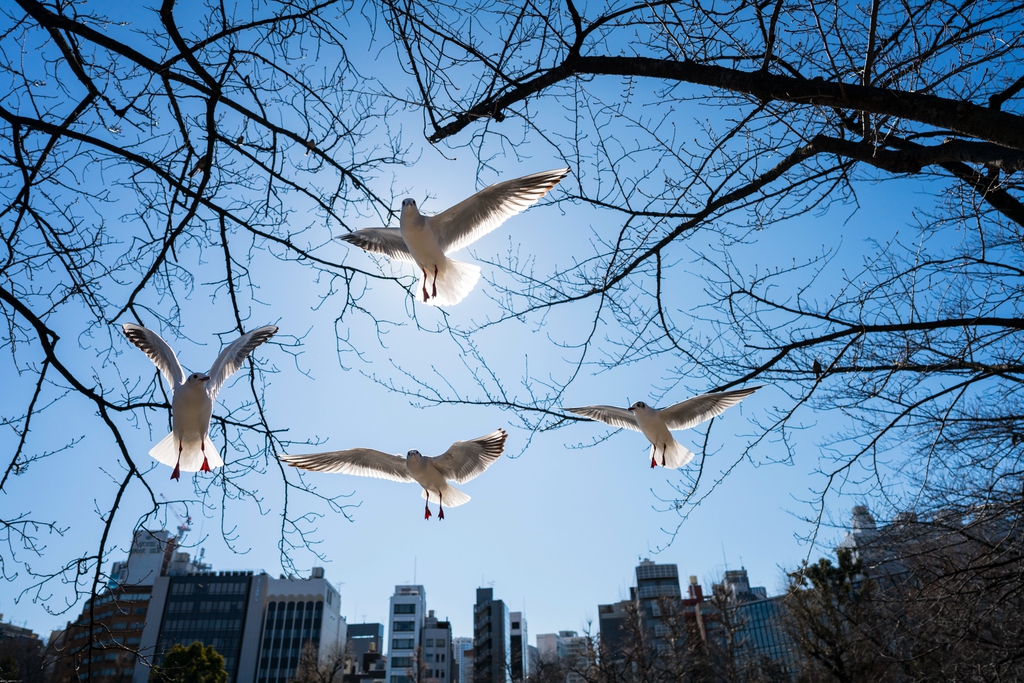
top-left (201, 376), bottom-right (211, 382)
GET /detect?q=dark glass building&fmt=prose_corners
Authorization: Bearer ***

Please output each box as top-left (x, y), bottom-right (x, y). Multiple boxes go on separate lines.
top-left (472, 588), bottom-right (510, 683)
top-left (154, 572), bottom-right (257, 682)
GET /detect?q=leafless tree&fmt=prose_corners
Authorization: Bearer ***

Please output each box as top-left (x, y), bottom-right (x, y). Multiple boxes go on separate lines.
top-left (372, 0), bottom-right (1024, 538)
top-left (293, 641), bottom-right (349, 683)
top-left (0, 0), bottom-right (408, 679)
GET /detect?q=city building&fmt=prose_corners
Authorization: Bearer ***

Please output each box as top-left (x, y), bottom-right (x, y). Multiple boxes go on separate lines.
top-left (421, 610), bottom-right (455, 682)
top-left (453, 636), bottom-right (473, 683)
top-left (0, 616), bottom-right (43, 683)
top-left (131, 566), bottom-right (343, 683)
top-left (710, 568), bottom-right (797, 677)
top-left (343, 622), bottom-right (386, 683)
top-left (472, 588), bottom-right (510, 683)
top-left (256, 570), bottom-right (347, 683)
top-left (508, 612), bottom-right (527, 682)
top-left (384, 585), bottom-right (426, 683)
top-left (49, 529), bottom-right (201, 683)
top-left (534, 631), bottom-right (589, 683)
top-left (347, 623), bottom-right (384, 673)
top-left (108, 530), bottom-right (178, 588)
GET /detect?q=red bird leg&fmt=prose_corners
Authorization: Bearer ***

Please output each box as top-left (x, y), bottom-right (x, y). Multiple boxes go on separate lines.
top-left (650, 453), bottom-right (657, 468)
top-left (172, 442), bottom-right (182, 480)
top-left (421, 268), bottom-right (430, 301)
top-left (432, 265), bottom-right (438, 298)
top-left (424, 499), bottom-right (432, 520)
top-left (438, 492), bottom-right (445, 520)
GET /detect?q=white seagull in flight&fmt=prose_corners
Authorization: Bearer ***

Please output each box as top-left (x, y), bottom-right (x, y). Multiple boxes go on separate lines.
top-left (566, 387), bottom-right (762, 469)
top-left (339, 168), bottom-right (570, 306)
top-left (280, 429), bottom-right (508, 519)
top-left (122, 323), bottom-right (278, 479)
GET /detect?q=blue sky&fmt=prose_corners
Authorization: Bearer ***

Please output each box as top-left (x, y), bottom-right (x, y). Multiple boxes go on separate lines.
top-left (0, 0), bottom-right (934, 647)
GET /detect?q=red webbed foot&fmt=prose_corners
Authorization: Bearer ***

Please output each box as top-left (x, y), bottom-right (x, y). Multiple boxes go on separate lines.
top-left (201, 456), bottom-right (211, 473)
top-left (650, 456), bottom-right (657, 469)
top-left (424, 506), bottom-right (432, 520)
top-left (171, 462), bottom-right (181, 480)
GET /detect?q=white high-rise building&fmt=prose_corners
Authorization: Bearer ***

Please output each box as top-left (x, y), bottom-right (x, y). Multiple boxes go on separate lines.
top-left (385, 585), bottom-right (427, 683)
top-left (453, 636), bottom-right (473, 683)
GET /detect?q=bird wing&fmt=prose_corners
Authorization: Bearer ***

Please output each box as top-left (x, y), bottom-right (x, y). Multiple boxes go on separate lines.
top-left (122, 323), bottom-right (185, 389)
top-left (205, 326), bottom-right (278, 399)
top-left (659, 386), bottom-right (763, 431)
top-left (430, 168), bottom-right (570, 254)
top-left (279, 448), bottom-right (414, 483)
top-left (565, 406), bottom-right (641, 432)
top-left (338, 229), bottom-right (414, 262)
top-left (431, 429), bottom-right (508, 484)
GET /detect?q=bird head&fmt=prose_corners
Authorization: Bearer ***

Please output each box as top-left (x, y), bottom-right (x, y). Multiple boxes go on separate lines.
top-left (401, 198), bottom-right (417, 211)
top-left (187, 372), bottom-right (211, 383)
top-left (628, 401), bottom-right (648, 412)
top-left (406, 449), bottom-right (421, 458)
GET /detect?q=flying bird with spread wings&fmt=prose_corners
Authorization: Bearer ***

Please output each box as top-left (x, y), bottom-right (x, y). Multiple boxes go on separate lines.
top-left (339, 168), bottom-right (570, 306)
top-left (280, 429), bottom-right (508, 519)
top-left (122, 323), bottom-right (278, 480)
top-left (566, 387), bottom-right (762, 469)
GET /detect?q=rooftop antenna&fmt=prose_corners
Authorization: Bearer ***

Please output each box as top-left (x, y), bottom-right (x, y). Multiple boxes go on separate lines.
top-left (721, 542), bottom-right (729, 571)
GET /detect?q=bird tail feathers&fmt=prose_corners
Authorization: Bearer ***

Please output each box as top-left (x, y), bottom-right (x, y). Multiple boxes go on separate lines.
top-left (420, 258), bottom-right (481, 307)
top-left (149, 433), bottom-right (223, 472)
top-left (421, 484), bottom-right (471, 507)
top-left (652, 439), bottom-right (695, 469)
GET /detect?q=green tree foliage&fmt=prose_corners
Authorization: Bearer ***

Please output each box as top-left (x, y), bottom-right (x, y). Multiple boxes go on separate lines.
top-left (150, 642), bottom-right (227, 683)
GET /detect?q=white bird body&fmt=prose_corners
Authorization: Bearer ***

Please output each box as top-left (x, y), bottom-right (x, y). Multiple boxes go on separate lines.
top-left (630, 403), bottom-right (692, 469)
top-left (122, 323), bottom-right (278, 479)
top-left (399, 200), bottom-right (480, 307)
top-left (280, 429), bottom-right (507, 519)
top-left (566, 386), bottom-right (763, 469)
top-left (339, 168), bottom-right (570, 306)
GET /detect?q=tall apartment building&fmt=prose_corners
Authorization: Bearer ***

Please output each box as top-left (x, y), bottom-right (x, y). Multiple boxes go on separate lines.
top-left (452, 636), bottom-right (473, 683)
top-left (597, 559), bottom-right (704, 661)
top-left (508, 612), bottom-right (528, 682)
top-left (50, 529), bottom-right (204, 683)
top-left (421, 610), bottom-right (455, 682)
top-left (385, 585), bottom-right (426, 683)
top-left (472, 588), bottom-right (510, 683)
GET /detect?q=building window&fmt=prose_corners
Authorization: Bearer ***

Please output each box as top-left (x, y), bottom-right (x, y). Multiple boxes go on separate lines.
top-left (391, 657), bottom-right (412, 668)
top-left (391, 677), bottom-right (410, 683)
top-left (512, 622), bottom-right (520, 629)
top-left (436, 639), bottom-right (445, 648)
top-left (394, 604), bottom-right (416, 614)
top-left (426, 654), bottom-right (433, 662)
top-left (393, 621), bottom-right (415, 632)
top-left (425, 639), bottom-right (433, 647)
top-left (392, 639), bottom-right (415, 650)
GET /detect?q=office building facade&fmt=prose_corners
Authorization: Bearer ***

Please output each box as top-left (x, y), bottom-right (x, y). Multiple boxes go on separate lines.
top-left (385, 585), bottom-right (426, 683)
top-left (472, 588), bottom-right (510, 683)
top-left (508, 612), bottom-right (527, 682)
